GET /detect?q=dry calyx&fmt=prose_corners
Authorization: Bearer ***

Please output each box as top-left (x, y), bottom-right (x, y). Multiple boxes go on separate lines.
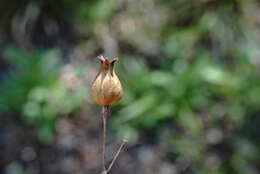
top-left (91, 55), bottom-right (123, 106)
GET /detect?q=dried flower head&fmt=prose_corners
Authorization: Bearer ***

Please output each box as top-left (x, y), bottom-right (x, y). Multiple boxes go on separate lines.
top-left (91, 55), bottom-right (123, 106)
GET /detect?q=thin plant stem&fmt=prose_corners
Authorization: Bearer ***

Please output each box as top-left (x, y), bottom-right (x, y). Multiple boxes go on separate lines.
top-left (102, 105), bottom-right (109, 173)
top-left (106, 139), bottom-right (128, 173)
top-left (101, 105), bottom-right (127, 174)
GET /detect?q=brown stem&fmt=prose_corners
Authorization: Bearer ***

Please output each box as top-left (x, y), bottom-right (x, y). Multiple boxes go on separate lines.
top-left (102, 105), bottom-right (109, 173)
top-left (101, 106), bottom-right (127, 174)
top-left (106, 140), bottom-right (128, 173)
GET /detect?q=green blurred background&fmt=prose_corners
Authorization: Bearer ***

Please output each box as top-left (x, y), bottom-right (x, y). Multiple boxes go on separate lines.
top-left (0, 0), bottom-right (260, 174)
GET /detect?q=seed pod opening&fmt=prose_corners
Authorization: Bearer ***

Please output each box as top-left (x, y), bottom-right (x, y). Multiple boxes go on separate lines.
top-left (91, 56), bottom-right (123, 106)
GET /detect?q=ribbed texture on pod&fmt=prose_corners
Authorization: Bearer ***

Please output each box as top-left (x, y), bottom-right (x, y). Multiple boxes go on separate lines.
top-left (91, 56), bottom-right (123, 106)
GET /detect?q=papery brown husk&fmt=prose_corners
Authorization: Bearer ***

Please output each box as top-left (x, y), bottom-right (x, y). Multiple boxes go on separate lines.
top-left (91, 57), bottom-right (123, 106)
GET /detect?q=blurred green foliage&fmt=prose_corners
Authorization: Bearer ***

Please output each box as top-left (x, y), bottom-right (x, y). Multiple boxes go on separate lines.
top-left (0, 0), bottom-right (260, 173)
top-left (0, 48), bottom-right (86, 143)
top-left (114, 55), bottom-right (260, 173)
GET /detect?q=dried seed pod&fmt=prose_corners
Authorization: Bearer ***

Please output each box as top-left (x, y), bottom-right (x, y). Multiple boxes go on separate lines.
top-left (91, 55), bottom-right (123, 106)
